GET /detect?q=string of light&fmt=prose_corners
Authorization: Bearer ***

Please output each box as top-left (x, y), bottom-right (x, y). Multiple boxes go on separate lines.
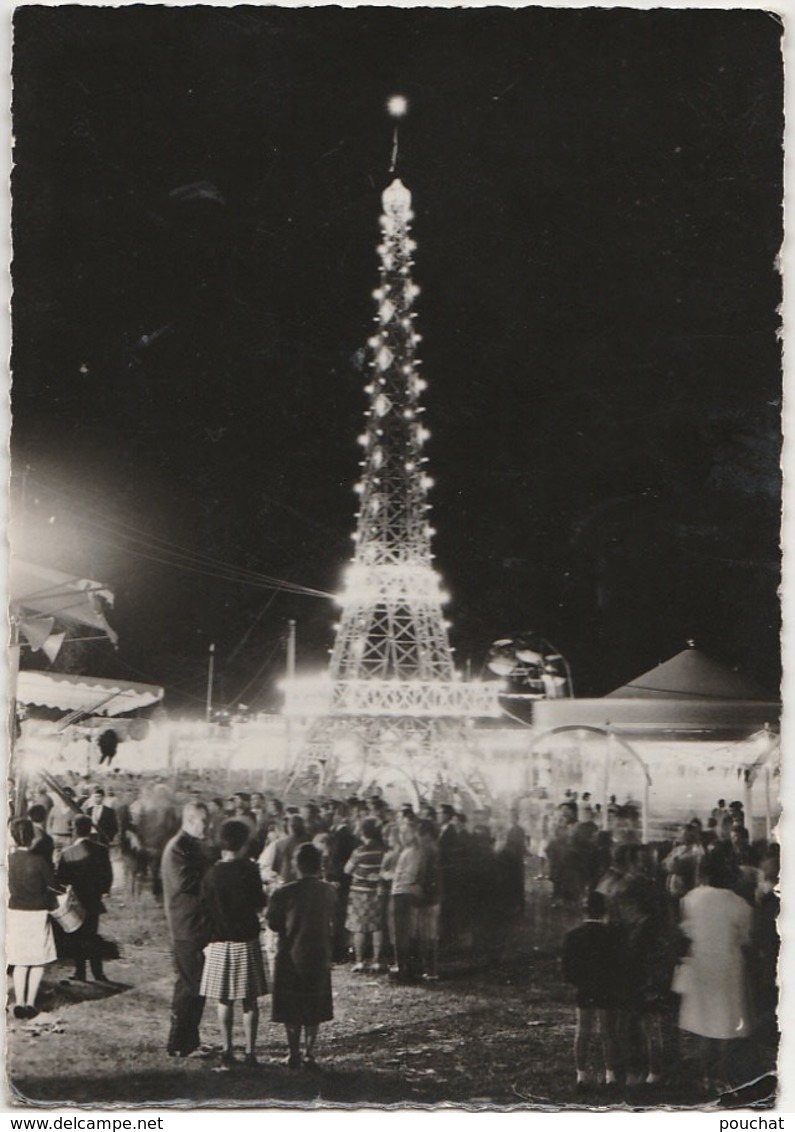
top-left (17, 474), bottom-right (333, 600)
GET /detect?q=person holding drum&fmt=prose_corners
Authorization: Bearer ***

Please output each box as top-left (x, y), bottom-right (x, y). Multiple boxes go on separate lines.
top-left (8, 818), bottom-right (58, 1019)
top-left (56, 815), bottom-right (114, 983)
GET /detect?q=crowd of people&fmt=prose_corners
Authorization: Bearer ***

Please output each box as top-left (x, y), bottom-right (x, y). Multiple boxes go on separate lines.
top-left (155, 789), bottom-right (529, 1068)
top-left (7, 776), bottom-right (779, 1093)
top-left (10, 778), bottom-right (530, 1070)
top-left (558, 795), bottom-right (779, 1096)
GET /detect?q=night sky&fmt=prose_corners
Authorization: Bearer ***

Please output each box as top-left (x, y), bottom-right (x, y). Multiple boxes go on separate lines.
top-left (10, 6), bottom-right (783, 713)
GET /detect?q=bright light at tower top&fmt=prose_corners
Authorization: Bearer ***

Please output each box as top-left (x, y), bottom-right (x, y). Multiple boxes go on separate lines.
top-left (387, 95), bottom-right (408, 118)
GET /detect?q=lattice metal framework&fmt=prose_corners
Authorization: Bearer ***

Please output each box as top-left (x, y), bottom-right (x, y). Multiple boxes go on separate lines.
top-left (330, 176), bottom-right (496, 716)
top-left (286, 171), bottom-right (500, 796)
top-left (331, 178), bottom-right (453, 686)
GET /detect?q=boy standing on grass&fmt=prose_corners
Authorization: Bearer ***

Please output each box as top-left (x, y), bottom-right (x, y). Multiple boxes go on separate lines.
top-left (561, 890), bottom-right (623, 1092)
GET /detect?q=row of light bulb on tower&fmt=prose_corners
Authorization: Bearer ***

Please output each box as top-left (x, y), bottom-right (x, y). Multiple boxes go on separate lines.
top-left (349, 524), bottom-right (437, 546)
top-left (345, 179), bottom-right (436, 548)
top-left (356, 422), bottom-right (431, 455)
top-left (379, 213), bottom-right (415, 240)
top-left (360, 274), bottom-right (429, 490)
top-left (367, 329), bottom-right (423, 359)
top-left (351, 472), bottom-right (435, 499)
top-left (362, 374), bottom-right (428, 398)
top-left (332, 616), bottom-right (454, 637)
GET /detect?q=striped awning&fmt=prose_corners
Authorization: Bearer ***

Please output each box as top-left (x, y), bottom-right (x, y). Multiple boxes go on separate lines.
top-left (17, 670), bottom-right (163, 716)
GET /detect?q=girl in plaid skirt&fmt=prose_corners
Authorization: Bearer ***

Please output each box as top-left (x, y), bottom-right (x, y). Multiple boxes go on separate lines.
top-left (200, 820), bottom-right (267, 1069)
top-left (344, 817), bottom-right (387, 972)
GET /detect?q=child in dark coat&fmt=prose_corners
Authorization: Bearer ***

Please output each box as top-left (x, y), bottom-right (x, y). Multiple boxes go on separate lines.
top-left (561, 890), bottom-right (624, 1089)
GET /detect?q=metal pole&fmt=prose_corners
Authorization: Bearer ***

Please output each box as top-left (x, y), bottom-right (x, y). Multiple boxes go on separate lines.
top-left (642, 775), bottom-right (650, 844)
top-left (287, 620), bottom-right (296, 680)
top-left (562, 655), bottom-right (575, 698)
top-left (762, 722), bottom-right (771, 841)
top-left (744, 767), bottom-right (754, 831)
top-left (285, 620), bottom-right (296, 769)
top-left (602, 725), bottom-right (611, 831)
top-left (206, 643), bottom-right (216, 725)
top-left (9, 614), bottom-right (22, 814)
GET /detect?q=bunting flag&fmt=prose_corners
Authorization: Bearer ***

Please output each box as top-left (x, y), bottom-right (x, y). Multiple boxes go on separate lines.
top-left (42, 631), bottom-right (66, 664)
top-left (19, 616), bottom-right (56, 651)
top-left (19, 616), bottom-right (66, 662)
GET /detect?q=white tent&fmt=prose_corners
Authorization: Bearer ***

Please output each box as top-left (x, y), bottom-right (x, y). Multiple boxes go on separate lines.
top-left (531, 647), bottom-right (780, 838)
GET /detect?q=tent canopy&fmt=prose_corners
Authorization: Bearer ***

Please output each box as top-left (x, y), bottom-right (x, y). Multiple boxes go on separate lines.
top-left (9, 557), bottom-right (118, 645)
top-left (533, 696), bottom-right (779, 735)
top-left (605, 646), bottom-right (772, 701)
top-left (533, 647), bottom-right (778, 736)
top-left (17, 670), bottom-right (163, 716)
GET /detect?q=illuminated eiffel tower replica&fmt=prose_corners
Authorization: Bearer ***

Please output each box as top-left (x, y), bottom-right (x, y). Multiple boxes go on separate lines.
top-left (286, 99), bottom-right (500, 802)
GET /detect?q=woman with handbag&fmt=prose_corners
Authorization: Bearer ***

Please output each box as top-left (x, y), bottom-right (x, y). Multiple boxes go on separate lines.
top-left (8, 818), bottom-right (58, 1019)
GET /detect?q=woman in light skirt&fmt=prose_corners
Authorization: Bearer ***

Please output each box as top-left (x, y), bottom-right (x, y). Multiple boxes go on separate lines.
top-left (199, 820), bottom-right (267, 1069)
top-left (8, 818), bottom-right (58, 1019)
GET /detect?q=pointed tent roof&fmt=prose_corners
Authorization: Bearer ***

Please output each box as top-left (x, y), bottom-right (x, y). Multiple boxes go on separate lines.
top-left (605, 647), bottom-right (772, 702)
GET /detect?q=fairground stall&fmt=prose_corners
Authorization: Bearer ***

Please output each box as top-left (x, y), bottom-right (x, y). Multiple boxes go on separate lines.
top-left (528, 646), bottom-right (780, 841)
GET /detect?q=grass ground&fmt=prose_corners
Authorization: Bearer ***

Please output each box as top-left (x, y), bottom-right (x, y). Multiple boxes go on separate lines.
top-left (6, 876), bottom-right (777, 1110)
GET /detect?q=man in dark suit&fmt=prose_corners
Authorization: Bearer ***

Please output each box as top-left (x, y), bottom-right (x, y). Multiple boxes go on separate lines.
top-left (82, 784), bottom-right (119, 846)
top-left (161, 803), bottom-right (210, 1058)
top-left (56, 815), bottom-right (114, 982)
top-left (325, 805), bottom-right (358, 962)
